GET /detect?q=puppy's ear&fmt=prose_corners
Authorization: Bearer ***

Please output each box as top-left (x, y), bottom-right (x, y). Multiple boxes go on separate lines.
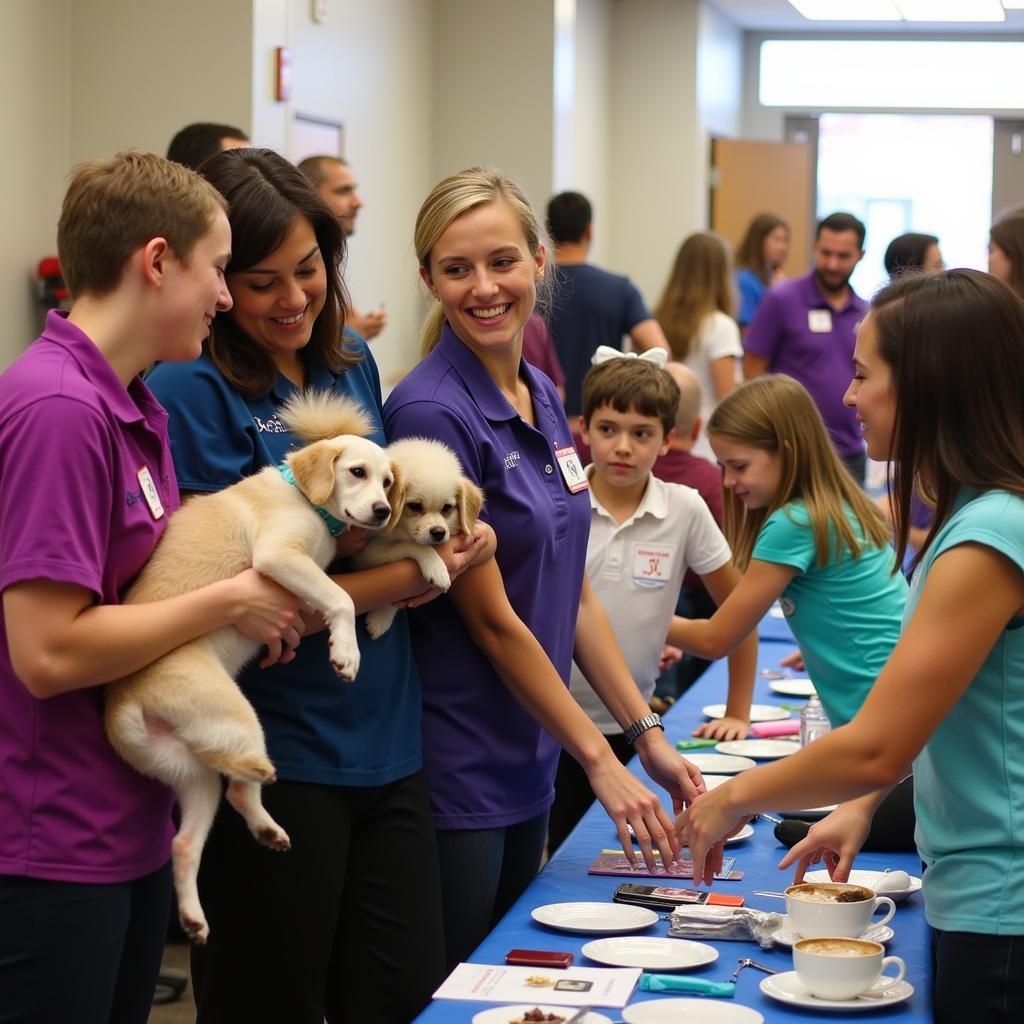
top-left (456, 478), bottom-right (485, 535)
top-left (383, 458), bottom-right (407, 534)
top-left (288, 439), bottom-right (342, 507)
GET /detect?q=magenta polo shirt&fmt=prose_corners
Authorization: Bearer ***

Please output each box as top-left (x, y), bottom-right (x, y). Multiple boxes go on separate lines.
top-left (0, 311), bottom-right (177, 884)
top-left (383, 325), bottom-right (590, 830)
top-left (744, 272), bottom-right (867, 457)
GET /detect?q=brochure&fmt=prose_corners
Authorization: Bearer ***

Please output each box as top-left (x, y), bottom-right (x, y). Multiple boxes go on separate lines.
top-left (432, 962), bottom-right (642, 1008)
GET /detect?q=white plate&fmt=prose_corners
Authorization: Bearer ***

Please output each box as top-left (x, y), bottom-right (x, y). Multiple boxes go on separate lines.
top-left (582, 936), bottom-right (718, 971)
top-left (702, 703), bottom-right (791, 723)
top-left (759, 971), bottom-right (914, 1011)
top-left (531, 902), bottom-right (659, 935)
top-left (769, 603), bottom-right (786, 619)
top-left (641, 820), bottom-right (752, 845)
top-left (701, 774), bottom-right (732, 790)
top-left (622, 998), bottom-right (764, 1023)
top-left (715, 739), bottom-right (801, 759)
top-left (803, 868), bottom-right (922, 903)
top-left (472, 1006), bottom-right (613, 1024)
top-left (769, 678), bottom-right (816, 697)
top-left (685, 753), bottom-right (758, 774)
top-left (767, 913), bottom-right (894, 947)
top-left (776, 804), bottom-right (838, 819)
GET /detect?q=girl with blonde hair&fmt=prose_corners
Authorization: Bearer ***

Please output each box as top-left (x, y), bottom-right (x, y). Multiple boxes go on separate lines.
top-left (384, 166), bottom-right (704, 967)
top-left (654, 232), bottom-right (741, 460)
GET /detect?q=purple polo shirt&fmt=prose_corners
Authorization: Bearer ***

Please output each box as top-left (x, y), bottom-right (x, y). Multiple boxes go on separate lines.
top-left (745, 272), bottom-right (867, 456)
top-left (383, 325), bottom-right (590, 829)
top-left (0, 311), bottom-right (177, 883)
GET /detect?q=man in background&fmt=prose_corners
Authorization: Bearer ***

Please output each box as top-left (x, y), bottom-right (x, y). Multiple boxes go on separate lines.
top-left (546, 191), bottom-right (669, 416)
top-left (298, 155), bottom-right (387, 342)
top-left (166, 122), bottom-right (248, 171)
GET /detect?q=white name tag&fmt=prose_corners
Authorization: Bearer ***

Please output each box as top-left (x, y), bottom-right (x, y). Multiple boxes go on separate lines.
top-left (555, 445), bottom-right (588, 493)
top-left (808, 309), bottom-right (833, 333)
top-left (632, 543), bottom-right (675, 586)
top-left (137, 465), bottom-right (165, 520)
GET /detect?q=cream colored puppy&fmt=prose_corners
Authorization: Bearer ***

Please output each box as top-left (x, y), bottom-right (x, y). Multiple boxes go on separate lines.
top-left (105, 391), bottom-right (398, 944)
top-left (354, 437), bottom-right (483, 638)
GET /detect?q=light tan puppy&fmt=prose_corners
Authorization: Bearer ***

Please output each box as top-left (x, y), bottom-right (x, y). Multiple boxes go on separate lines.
top-left (353, 437), bottom-right (483, 638)
top-left (105, 391), bottom-right (398, 943)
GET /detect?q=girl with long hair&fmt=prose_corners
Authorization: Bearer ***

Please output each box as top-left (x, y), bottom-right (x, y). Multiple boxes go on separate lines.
top-left (734, 212), bottom-right (790, 330)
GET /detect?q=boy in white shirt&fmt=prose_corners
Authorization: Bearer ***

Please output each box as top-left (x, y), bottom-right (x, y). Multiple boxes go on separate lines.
top-left (547, 350), bottom-right (758, 852)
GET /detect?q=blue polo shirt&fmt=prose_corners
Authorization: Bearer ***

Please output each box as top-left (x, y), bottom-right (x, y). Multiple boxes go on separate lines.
top-left (745, 272), bottom-right (867, 457)
top-left (735, 268), bottom-right (767, 327)
top-left (906, 489), bottom-right (1024, 934)
top-left (383, 325), bottom-right (591, 829)
top-left (146, 341), bottom-right (422, 787)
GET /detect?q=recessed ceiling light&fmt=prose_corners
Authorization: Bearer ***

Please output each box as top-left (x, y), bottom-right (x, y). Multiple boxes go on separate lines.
top-left (787, 1), bottom-right (901, 20)
top-left (895, 0), bottom-right (1005, 20)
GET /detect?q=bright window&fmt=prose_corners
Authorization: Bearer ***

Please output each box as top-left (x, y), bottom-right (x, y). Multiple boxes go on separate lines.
top-left (760, 40), bottom-right (1024, 109)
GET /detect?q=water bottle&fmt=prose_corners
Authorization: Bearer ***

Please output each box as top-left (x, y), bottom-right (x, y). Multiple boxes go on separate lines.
top-left (800, 692), bottom-right (831, 747)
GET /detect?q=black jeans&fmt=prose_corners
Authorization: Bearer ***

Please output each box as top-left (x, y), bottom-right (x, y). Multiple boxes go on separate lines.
top-left (0, 863), bottom-right (172, 1024)
top-left (932, 928), bottom-right (1024, 1023)
top-left (191, 772), bottom-right (445, 1024)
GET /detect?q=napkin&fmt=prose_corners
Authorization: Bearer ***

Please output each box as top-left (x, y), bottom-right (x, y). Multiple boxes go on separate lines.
top-left (639, 974), bottom-right (735, 998)
top-left (750, 720), bottom-right (800, 738)
top-left (667, 905), bottom-right (784, 949)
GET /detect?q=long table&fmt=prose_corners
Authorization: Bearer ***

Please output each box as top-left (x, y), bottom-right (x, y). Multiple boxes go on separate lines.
top-left (415, 629), bottom-right (931, 1022)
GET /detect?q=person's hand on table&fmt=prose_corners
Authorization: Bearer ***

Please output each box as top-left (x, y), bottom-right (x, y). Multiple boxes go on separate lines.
top-left (634, 729), bottom-right (705, 815)
top-left (677, 782), bottom-right (750, 885)
top-left (780, 649), bottom-right (805, 672)
top-left (659, 644), bottom-right (683, 672)
top-left (587, 751), bottom-right (682, 874)
top-left (778, 800), bottom-right (874, 884)
top-left (692, 716), bottom-right (751, 741)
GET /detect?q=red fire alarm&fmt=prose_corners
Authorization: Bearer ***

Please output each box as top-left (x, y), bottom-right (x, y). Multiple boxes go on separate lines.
top-left (276, 47), bottom-right (292, 102)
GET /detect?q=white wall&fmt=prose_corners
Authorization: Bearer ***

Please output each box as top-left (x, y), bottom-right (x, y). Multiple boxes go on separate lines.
top-left (1, 0), bottom-right (71, 367)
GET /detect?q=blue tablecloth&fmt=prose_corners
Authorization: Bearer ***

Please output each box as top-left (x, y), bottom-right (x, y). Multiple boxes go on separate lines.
top-left (415, 632), bottom-right (931, 1022)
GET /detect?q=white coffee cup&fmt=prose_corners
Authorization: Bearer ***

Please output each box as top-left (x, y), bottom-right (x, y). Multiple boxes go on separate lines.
top-left (785, 882), bottom-right (896, 939)
top-left (793, 937), bottom-right (906, 1000)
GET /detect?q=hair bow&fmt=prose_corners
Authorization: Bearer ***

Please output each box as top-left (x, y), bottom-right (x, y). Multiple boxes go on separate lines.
top-left (591, 344), bottom-right (669, 369)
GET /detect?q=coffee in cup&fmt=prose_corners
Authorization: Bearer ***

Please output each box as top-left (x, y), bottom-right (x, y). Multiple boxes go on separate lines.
top-left (793, 937), bottom-right (906, 1000)
top-left (785, 882), bottom-right (896, 939)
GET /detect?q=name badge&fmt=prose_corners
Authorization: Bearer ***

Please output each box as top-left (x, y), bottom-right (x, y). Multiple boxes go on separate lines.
top-left (808, 309), bottom-right (833, 333)
top-left (632, 543), bottom-right (675, 586)
top-left (137, 466), bottom-right (165, 520)
top-left (555, 445), bottom-right (588, 493)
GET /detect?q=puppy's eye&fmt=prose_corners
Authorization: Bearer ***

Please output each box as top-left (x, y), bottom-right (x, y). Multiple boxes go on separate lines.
top-left (407, 501), bottom-right (423, 514)
top-left (441, 503), bottom-right (454, 515)
top-left (384, 476), bottom-right (393, 489)
top-left (350, 466), bottom-right (366, 479)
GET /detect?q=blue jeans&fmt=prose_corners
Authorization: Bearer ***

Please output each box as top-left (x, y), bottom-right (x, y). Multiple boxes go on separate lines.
top-left (932, 928), bottom-right (1024, 1023)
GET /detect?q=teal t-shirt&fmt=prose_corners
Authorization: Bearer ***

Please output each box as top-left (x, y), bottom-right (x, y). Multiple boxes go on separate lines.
top-left (752, 500), bottom-right (908, 727)
top-left (906, 489), bottom-right (1024, 935)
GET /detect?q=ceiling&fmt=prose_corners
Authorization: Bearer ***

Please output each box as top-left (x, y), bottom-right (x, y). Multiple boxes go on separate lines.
top-left (710, 0), bottom-right (1024, 33)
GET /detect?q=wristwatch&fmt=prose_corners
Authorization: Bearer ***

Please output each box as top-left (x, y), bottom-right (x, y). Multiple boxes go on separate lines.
top-left (623, 712), bottom-right (664, 746)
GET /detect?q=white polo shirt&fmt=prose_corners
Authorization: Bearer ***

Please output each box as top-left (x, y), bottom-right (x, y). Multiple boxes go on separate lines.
top-left (570, 468), bottom-right (732, 734)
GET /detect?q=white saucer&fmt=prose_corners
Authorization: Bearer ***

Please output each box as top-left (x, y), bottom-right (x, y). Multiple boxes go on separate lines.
top-left (531, 902), bottom-right (658, 935)
top-left (582, 936), bottom-right (718, 971)
top-left (685, 753), bottom-right (757, 774)
top-left (701, 774), bottom-right (732, 790)
top-left (759, 971), bottom-right (914, 1011)
top-left (803, 868), bottom-right (922, 903)
top-left (769, 678), bottom-right (816, 697)
top-left (715, 739), bottom-right (801, 759)
top-left (627, 815), bottom-right (750, 843)
top-left (702, 703), bottom-right (790, 723)
top-left (767, 913), bottom-right (894, 948)
top-left (472, 1006), bottom-right (613, 1024)
top-left (769, 603), bottom-right (786, 618)
top-left (622, 998), bottom-right (764, 1023)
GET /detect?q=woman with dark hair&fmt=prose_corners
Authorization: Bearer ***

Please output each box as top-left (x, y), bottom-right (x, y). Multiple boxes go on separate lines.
top-left (883, 232), bottom-right (943, 279)
top-left (988, 214), bottom-right (1024, 300)
top-left (734, 212), bottom-right (789, 330)
top-left (682, 268), bottom-right (1024, 1022)
top-left (145, 149), bottom-right (490, 1023)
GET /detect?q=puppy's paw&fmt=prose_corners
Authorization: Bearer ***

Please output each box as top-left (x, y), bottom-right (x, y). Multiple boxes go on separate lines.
top-left (256, 823), bottom-right (291, 852)
top-left (329, 634), bottom-right (361, 682)
top-left (418, 553), bottom-right (451, 592)
top-left (180, 906), bottom-right (210, 946)
top-left (365, 607), bottom-right (396, 639)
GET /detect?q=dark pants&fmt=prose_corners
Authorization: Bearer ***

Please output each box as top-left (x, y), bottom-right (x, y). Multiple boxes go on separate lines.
top-left (547, 733), bottom-right (634, 855)
top-left (436, 812), bottom-right (549, 970)
top-left (840, 449), bottom-right (867, 485)
top-left (191, 772), bottom-right (445, 1024)
top-left (932, 928), bottom-right (1024, 1023)
top-left (0, 863), bottom-right (172, 1024)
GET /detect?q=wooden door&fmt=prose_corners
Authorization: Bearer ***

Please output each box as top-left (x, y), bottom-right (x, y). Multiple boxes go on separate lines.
top-left (710, 138), bottom-right (814, 277)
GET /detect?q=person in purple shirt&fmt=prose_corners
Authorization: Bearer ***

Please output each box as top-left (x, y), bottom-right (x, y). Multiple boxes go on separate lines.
top-left (384, 167), bottom-right (704, 969)
top-left (744, 212), bottom-right (869, 483)
top-left (0, 153), bottom-right (300, 1024)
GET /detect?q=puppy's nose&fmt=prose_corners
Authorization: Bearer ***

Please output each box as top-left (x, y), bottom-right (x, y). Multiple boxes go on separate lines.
top-left (429, 526), bottom-right (448, 543)
top-left (371, 502), bottom-right (391, 523)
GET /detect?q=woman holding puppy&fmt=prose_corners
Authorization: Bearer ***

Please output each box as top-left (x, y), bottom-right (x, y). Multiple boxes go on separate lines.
top-left (384, 167), bottom-right (705, 968)
top-left (146, 149), bottom-right (488, 1023)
